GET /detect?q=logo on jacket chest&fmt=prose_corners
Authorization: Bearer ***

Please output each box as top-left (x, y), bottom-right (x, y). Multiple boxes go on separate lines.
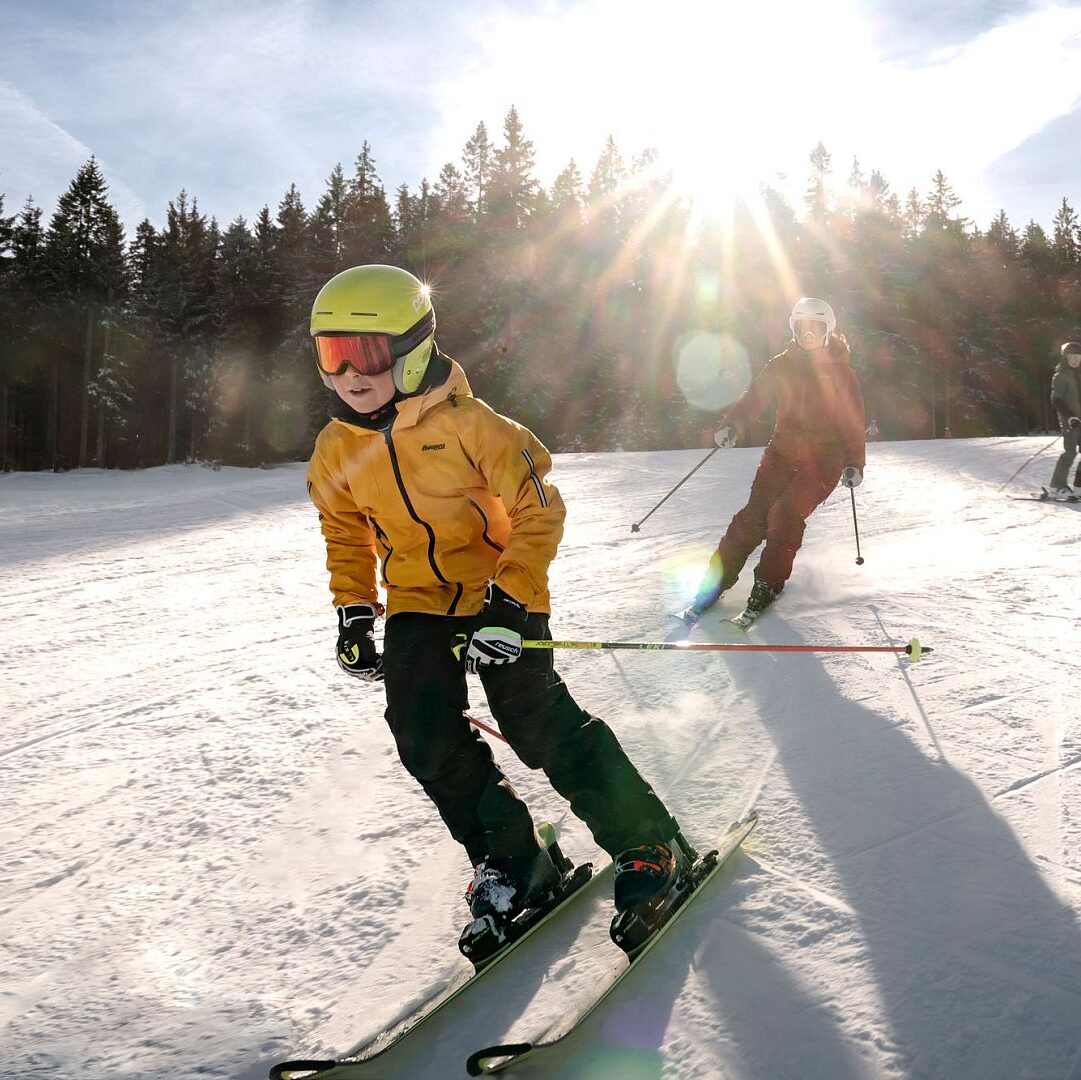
top-left (421, 442), bottom-right (446, 452)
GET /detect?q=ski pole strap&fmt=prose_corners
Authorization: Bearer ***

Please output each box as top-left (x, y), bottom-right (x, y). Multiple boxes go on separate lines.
top-left (523, 637), bottom-right (930, 659)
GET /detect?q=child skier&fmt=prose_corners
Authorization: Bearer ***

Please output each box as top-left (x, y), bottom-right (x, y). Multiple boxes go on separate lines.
top-left (684, 297), bottom-right (866, 624)
top-left (1047, 341), bottom-right (1081, 497)
top-left (306, 264), bottom-right (684, 948)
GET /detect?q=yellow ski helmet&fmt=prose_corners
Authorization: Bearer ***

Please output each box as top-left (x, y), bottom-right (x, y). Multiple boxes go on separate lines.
top-left (310, 265), bottom-right (436, 394)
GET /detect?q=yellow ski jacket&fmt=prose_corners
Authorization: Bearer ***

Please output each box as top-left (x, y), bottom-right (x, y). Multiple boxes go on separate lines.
top-left (307, 358), bottom-right (565, 618)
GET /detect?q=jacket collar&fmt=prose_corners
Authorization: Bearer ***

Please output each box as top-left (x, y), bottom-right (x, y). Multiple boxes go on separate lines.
top-left (328, 352), bottom-right (473, 432)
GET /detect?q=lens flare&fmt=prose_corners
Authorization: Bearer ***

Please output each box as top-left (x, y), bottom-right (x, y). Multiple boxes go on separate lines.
top-left (657, 546), bottom-right (716, 597)
top-left (675, 332), bottom-right (752, 412)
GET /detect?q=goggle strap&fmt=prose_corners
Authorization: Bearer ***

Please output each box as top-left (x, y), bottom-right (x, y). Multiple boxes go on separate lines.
top-left (391, 308), bottom-right (436, 359)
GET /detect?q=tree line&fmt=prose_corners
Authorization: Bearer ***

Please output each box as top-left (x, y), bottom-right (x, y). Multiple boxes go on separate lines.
top-left (1, 106), bottom-right (1079, 471)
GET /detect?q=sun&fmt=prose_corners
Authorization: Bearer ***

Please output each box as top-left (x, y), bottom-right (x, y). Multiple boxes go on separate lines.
top-left (444, 0), bottom-right (877, 225)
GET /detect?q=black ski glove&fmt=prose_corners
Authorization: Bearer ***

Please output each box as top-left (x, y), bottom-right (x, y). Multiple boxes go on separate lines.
top-left (464, 583), bottom-right (529, 674)
top-left (336, 603), bottom-right (383, 681)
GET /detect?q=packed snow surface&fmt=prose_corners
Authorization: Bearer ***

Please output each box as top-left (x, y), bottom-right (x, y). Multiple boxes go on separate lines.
top-left (2, 436), bottom-right (1080, 1080)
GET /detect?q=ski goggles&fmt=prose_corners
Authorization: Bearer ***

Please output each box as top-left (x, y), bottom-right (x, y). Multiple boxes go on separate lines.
top-left (793, 319), bottom-right (830, 346)
top-left (313, 309), bottom-right (435, 377)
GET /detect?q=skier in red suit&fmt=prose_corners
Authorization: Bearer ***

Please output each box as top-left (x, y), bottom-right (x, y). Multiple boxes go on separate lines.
top-left (686, 298), bottom-right (866, 622)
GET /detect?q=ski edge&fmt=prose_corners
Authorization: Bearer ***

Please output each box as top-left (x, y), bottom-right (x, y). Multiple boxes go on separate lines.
top-left (267, 855), bottom-right (608, 1080)
top-left (465, 812), bottom-right (759, 1076)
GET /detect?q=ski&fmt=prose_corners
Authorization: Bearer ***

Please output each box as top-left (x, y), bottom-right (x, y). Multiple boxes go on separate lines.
top-left (268, 835), bottom-right (605, 1080)
top-left (465, 812), bottom-right (758, 1076)
top-left (1012, 490), bottom-right (1081, 503)
top-left (1010, 496), bottom-right (1081, 504)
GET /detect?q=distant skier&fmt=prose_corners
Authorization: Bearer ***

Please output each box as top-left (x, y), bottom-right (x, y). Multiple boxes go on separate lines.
top-left (1047, 341), bottom-right (1081, 497)
top-left (305, 264), bottom-right (686, 948)
top-left (866, 418), bottom-right (880, 441)
top-left (685, 297), bottom-right (866, 624)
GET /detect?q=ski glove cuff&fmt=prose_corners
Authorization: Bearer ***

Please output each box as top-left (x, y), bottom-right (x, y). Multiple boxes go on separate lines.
top-left (714, 425), bottom-right (737, 448)
top-left (465, 583), bottom-right (527, 674)
top-left (841, 465), bottom-right (863, 488)
top-left (336, 603), bottom-right (383, 681)
top-left (1069, 416), bottom-right (1081, 430)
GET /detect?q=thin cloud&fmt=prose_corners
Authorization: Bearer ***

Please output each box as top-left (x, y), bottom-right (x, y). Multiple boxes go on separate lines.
top-left (0, 81), bottom-right (145, 228)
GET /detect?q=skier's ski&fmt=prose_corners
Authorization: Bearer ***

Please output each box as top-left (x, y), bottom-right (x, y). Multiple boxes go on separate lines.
top-left (465, 812), bottom-right (758, 1077)
top-left (1013, 489), bottom-right (1081, 503)
top-left (268, 842), bottom-right (604, 1080)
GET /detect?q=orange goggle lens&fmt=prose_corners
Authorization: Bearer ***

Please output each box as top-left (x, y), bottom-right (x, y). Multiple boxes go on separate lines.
top-left (313, 334), bottom-right (395, 377)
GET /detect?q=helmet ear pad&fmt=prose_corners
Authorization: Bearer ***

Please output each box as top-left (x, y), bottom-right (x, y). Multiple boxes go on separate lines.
top-left (393, 336), bottom-right (435, 393)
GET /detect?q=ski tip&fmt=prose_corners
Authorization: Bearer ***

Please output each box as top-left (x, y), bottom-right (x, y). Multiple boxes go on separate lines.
top-left (466, 1042), bottom-right (535, 1075)
top-left (268, 1061), bottom-right (338, 1080)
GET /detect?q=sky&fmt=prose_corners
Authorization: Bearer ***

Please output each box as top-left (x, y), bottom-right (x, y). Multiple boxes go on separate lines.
top-left (3, 436), bottom-right (1081, 1079)
top-left (4, 0), bottom-right (1081, 237)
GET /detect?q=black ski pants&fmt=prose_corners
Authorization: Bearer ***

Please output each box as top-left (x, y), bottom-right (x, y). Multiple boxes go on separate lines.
top-left (381, 611), bottom-right (677, 866)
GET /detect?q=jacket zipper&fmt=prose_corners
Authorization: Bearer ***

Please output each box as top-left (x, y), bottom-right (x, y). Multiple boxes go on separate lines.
top-left (382, 427), bottom-right (464, 615)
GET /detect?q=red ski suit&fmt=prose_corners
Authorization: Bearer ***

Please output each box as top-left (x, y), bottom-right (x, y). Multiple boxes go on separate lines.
top-left (716, 335), bottom-right (866, 593)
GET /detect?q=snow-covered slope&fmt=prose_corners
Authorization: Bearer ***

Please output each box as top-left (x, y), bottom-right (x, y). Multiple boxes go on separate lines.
top-left (2, 437), bottom-right (1080, 1080)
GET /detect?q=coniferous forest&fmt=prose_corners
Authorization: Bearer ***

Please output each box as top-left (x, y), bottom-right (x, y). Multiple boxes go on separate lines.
top-left (2, 106), bottom-right (1079, 471)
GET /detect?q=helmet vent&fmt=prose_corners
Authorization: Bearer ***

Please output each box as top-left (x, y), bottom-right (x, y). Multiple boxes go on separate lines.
top-left (350, 311), bottom-right (378, 317)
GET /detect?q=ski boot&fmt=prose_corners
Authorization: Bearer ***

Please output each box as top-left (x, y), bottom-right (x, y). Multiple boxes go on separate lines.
top-left (745, 579), bottom-right (778, 614)
top-left (459, 824), bottom-right (582, 966)
top-left (678, 552), bottom-right (731, 626)
top-left (610, 834), bottom-right (697, 956)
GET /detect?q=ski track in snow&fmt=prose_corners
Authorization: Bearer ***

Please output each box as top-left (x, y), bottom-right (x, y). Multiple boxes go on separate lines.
top-left (1, 440), bottom-right (1080, 1079)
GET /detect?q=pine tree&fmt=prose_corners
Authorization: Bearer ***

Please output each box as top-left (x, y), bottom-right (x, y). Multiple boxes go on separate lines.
top-left (903, 188), bottom-right (925, 238)
top-left (275, 183), bottom-right (311, 315)
top-left (342, 142), bottom-right (394, 266)
top-left (1051, 196), bottom-right (1079, 265)
top-left (551, 160), bottom-right (584, 219)
top-left (462, 122), bottom-right (493, 220)
top-left (488, 106), bottom-right (541, 233)
top-left (986, 209), bottom-right (1019, 258)
top-left (310, 164), bottom-right (348, 281)
top-left (924, 170), bottom-right (965, 233)
top-left (0, 200), bottom-right (47, 468)
top-left (434, 162), bottom-right (469, 223)
top-left (587, 135), bottom-right (626, 243)
top-left (155, 190), bottom-right (219, 462)
top-left (0, 194), bottom-right (16, 470)
top-left (41, 157), bottom-right (129, 468)
top-left (804, 142), bottom-right (832, 225)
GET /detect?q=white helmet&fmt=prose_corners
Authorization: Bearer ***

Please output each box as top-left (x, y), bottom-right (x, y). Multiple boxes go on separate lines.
top-left (790, 297), bottom-right (836, 350)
